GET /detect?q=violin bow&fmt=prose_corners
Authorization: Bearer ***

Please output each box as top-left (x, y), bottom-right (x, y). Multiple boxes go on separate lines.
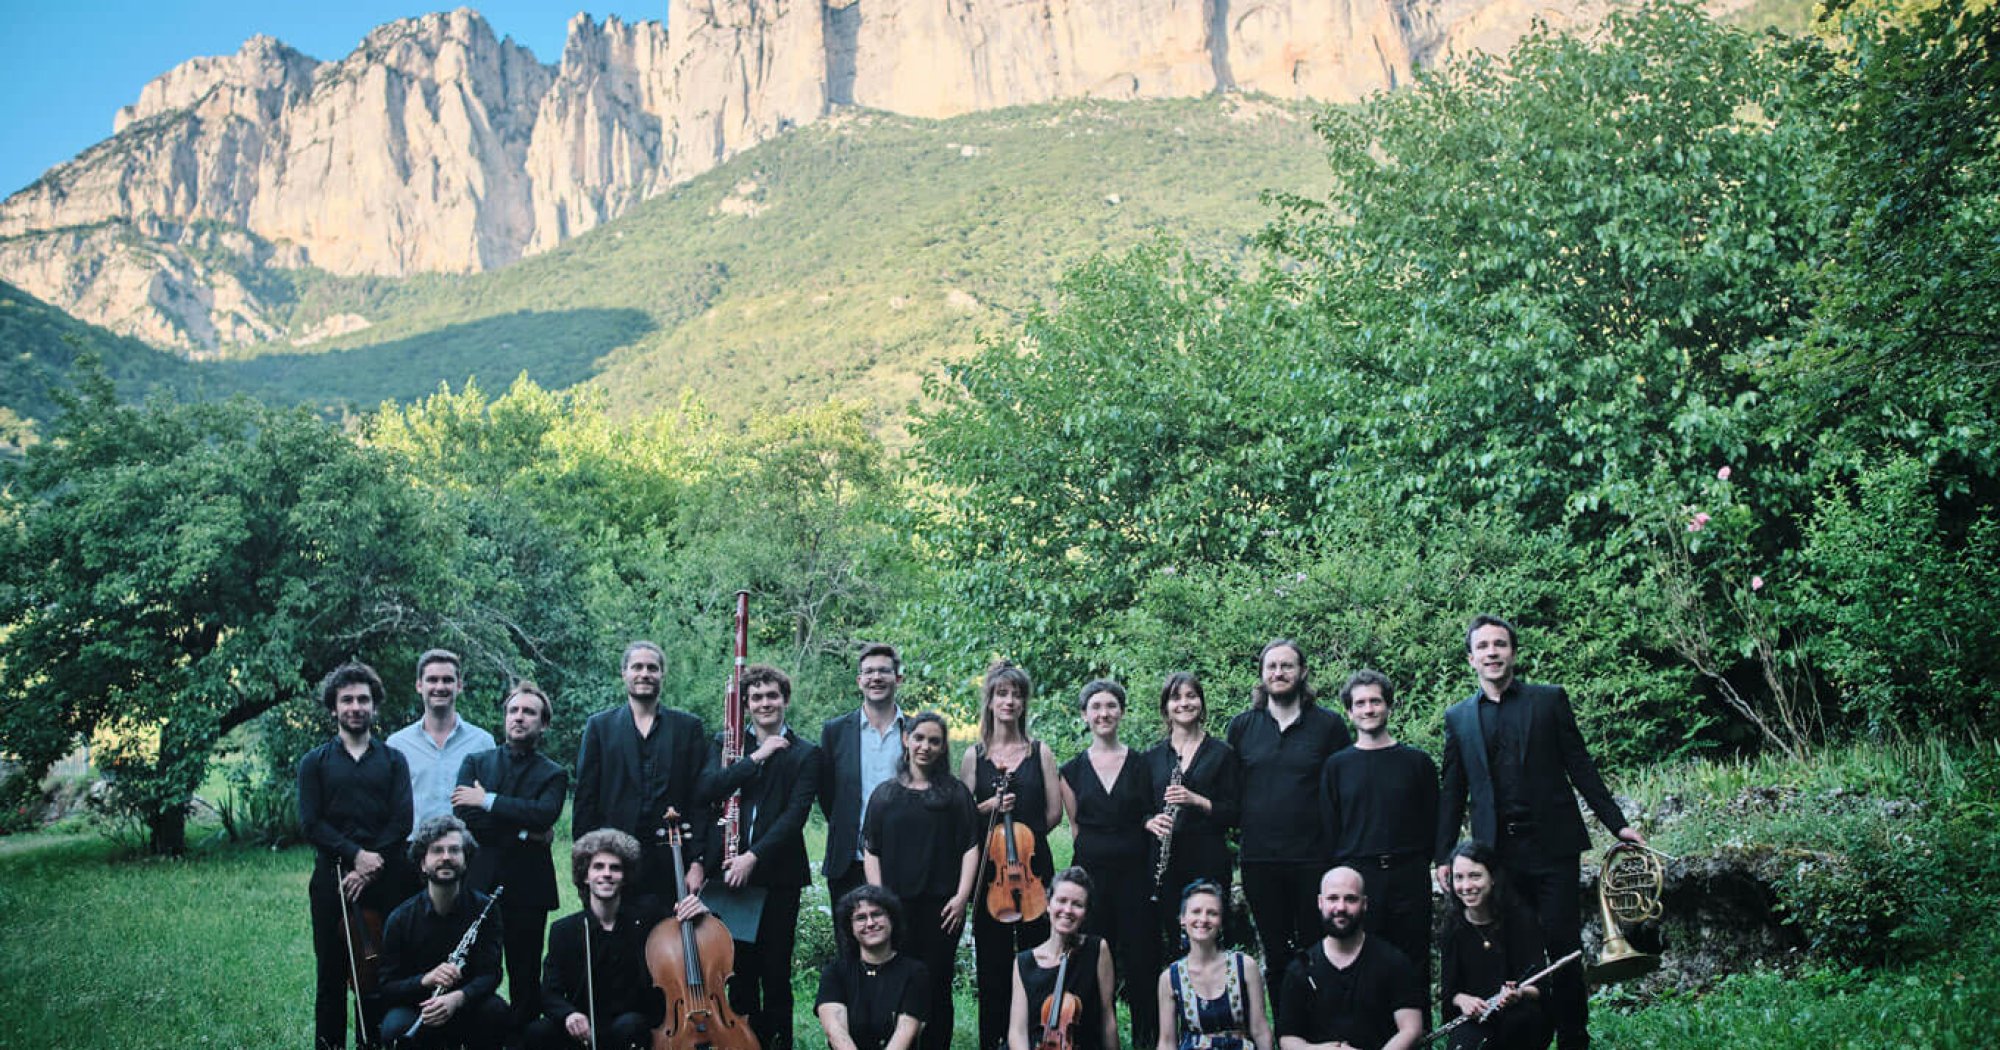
top-left (333, 858), bottom-right (368, 1041)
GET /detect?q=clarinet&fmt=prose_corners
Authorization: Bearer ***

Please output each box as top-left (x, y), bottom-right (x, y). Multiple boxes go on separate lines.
top-left (402, 885), bottom-right (506, 1038)
top-left (1151, 760), bottom-right (1185, 901)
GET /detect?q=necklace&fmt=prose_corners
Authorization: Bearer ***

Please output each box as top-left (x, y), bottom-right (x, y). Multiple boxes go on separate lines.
top-left (1468, 916), bottom-right (1496, 951)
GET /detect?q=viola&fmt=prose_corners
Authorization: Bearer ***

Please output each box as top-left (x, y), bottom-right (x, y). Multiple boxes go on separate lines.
top-left (982, 769), bottom-right (1048, 923)
top-left (1034, 948), bottom-right (1081, 1050)
top-left (645, 822), bottom-right (759, 1050)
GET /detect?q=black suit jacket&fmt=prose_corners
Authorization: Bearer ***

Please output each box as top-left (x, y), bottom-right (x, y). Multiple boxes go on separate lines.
top-left (818, 708), bottom-right (904, 881)
top-left (696, 726), bottom-right (821, 888)
top-left (1435, 680), bottom-right (1629, 861)
top-left (573, 703), bottom-right (710, 857)
top-left (455, 745), bottom-right (568, 910)
top-left (540, 905), bottom-right (666, 1026)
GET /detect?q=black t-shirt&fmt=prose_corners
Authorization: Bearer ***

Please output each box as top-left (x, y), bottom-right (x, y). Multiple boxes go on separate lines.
top-left (861, 779), bottom-right (978, 900)
top-left (1275, 936), bottom-right (1422, 1049)
top-left (816, 951), bottom-right (931, 1050)
top-left (1320, 743), bottom-right (1439, 862)
top-left (1227, 704), bottom-right (1352, 863)
top-left (1060, 749), bottom-right (1153, 869)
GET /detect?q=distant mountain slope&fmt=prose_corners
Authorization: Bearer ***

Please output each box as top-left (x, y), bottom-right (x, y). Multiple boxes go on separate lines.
top-left (0, 280), bottom-right (231, 449)
top-left (210, 96), bottom-right (1332, 427)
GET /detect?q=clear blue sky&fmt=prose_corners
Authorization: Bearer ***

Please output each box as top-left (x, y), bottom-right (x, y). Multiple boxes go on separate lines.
top-left (0, 4), bottom-right (660, 198)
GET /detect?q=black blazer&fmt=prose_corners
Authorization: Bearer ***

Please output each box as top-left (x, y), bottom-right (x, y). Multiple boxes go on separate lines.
top-left (1435, 681), bottom-right (1629, 860)
top-left (540, 906), bottom-right (666, 1026)
top-left (573, 703), bottom-right (710, 857)
top-left (696, 727), bottom-right (822, 888)
top-left (455, 745), bottom-right (568, 910)
top-left (818, 708), bottom-right (903, 881)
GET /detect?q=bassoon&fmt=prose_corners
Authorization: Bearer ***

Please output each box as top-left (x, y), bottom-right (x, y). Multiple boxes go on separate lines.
top-left (719, 590), bottom-right (750, 866)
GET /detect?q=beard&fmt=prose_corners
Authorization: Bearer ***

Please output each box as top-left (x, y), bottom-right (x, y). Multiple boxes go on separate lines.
top-left (1321, 909), bottom-right (1362, 940)
top-left (425, 862), bottom-right (463, 885)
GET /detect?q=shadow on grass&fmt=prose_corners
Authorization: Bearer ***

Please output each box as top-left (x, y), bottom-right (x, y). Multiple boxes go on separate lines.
top-left (218, 307), bottom-right (656, 408)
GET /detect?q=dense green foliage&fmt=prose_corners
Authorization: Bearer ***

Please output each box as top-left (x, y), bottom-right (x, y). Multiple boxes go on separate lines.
top-left (915, 1), bottom-right (2000, 752)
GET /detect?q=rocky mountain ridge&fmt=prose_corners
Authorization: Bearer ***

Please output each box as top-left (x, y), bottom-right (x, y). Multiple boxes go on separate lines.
top-left (0, 0), bottom-right (1724, 350)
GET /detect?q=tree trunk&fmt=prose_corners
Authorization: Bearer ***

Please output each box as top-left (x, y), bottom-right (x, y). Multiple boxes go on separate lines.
top-left (148, 806), bottom-right (187, 855)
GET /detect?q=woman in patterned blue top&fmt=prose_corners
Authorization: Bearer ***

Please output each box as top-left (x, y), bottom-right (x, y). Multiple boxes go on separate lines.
top-left (1155, 880), bottom-right (1273, 1050)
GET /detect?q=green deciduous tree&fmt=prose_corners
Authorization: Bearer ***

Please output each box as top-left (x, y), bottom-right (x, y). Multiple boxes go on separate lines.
top-left (0, 374), bottom-right (454, 853)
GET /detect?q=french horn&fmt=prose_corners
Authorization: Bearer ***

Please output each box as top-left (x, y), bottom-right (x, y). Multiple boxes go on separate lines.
top-left (1588, 840), bottom-right (1673, 984)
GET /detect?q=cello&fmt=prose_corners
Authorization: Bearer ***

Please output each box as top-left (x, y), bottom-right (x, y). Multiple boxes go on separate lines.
top-left (645, 821), bottom-right (759, 1050)
top-left (980, 769), bottom-right (1048, 924)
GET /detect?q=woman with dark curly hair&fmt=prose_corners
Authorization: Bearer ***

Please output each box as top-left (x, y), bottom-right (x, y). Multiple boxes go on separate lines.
top-left (817, 884), bottom-right (930, 1050)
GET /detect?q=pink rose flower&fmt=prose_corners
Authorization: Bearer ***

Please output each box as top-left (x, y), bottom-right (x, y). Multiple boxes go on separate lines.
top-left (1688, 512), bottom-right (1712, 532)
top-left (1751, 575), bottom-right (1765, 592)
top-left (1717, 466), bottom-right (1733, 481)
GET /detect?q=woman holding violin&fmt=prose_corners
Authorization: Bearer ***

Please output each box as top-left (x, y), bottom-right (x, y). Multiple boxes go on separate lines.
top-left (863, 711), bottom-right (981, 1050)
top-left (1059, 679), bottom-right (1161, 1050)
top-left (1153, 880), bottom-right (1272, 1050)
top-left (1143, 673), bottom-right (1241, 960)
top-left (1008, 867), bottom-right (1119, 1050)
top-left (816, 884), bottom-right (930, 1050)
top-left (961, 661), bottom-right (1064, 1050)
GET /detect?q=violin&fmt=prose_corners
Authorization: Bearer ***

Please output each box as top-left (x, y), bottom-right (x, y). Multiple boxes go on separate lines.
top-left (645, 822), bottom-right (759, 1050)
top-left (981, 769), bottom-right (1048, 923)
top-left (1034, 948), bottom-right (1081, 1050)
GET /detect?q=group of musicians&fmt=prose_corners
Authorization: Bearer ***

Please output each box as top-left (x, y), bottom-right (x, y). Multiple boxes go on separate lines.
top-left (300, 615), bottom-right (1646, 1050)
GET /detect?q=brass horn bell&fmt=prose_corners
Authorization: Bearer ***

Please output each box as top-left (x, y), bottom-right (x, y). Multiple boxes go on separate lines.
top-left (1589, 841), bottom-right (1668, 984)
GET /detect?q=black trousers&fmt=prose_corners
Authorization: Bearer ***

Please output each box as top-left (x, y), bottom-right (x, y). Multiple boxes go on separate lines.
top-left (498, 898), bottom-right (551, 1026)
top-left (381, 994), bottom-right (511, 1049)
top-left (1240, 860), bottom-right (1325, 1020)
top-left (523, 1011), bottom-right (652, 1050)
top-left (1498, 840), bottom-right (1586, 1050)
top-left (1343, 856), bottom-right (1434, 1024)
top-left (904, 894), bottom-right (964, 1050)
top-left (826, 865), bottom-right (867, 915)
top-left (727, 883), bottom-right (804, 1050)
top-left (1082, 857), bottom-right (1161, 1050)
top-left (974, 903), bottom-right (1048, 1050)
top-left (311, 858), bottom-right (411, 1049)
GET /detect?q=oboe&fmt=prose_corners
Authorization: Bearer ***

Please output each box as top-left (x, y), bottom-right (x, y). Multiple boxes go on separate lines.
top-left (1151, 761), bottom-right (1185, 901)
top-left (402, 885), bottom-right (506, 1038)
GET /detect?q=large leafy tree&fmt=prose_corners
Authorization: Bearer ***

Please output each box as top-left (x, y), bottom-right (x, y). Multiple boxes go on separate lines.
top-left (0, 375), bottom-right (454, 853)
top-left (1259, 1), bottom-right (1829, 536)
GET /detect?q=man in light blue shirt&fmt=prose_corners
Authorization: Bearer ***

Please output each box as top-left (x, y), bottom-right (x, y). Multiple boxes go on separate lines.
top-left (818, 643), bottom-right (907, 905)
top-left (388, 648), bottom-right (494, 837)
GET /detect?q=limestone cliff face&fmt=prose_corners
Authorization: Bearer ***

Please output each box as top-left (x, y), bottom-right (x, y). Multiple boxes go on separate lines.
top-left (0, 0), bottom-right (1693, 350)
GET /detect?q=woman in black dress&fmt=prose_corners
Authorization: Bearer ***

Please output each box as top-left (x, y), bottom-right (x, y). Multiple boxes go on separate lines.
top-left (817, 884), bottom-right (930, 1050)
top-left (961, 660), bottom-right (1064, 1050)
top-left (1439, 841), bottom-right (1555, 1050)
top-left (863, 712), bottom-right (980, 1050)
top-left (1060, 678), bottom-right (1161, 1049)
top-left (1143, 673), bottom-right (1241, 958)
top-left (1007, 867), bottom-right (1119, 1050)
